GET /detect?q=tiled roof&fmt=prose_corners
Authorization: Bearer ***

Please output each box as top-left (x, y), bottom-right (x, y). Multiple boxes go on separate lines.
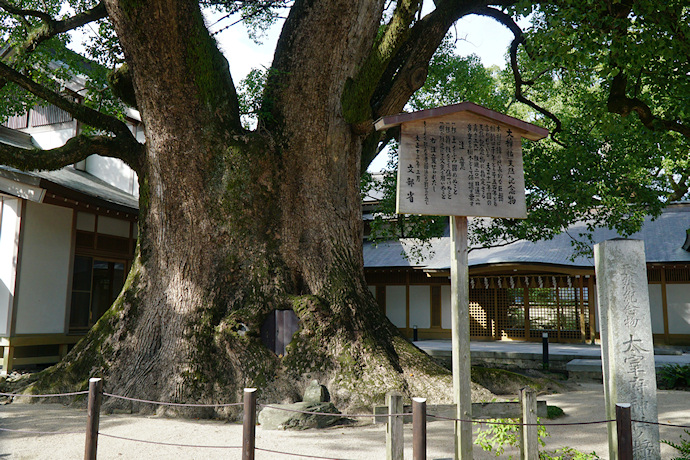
top-left (0, 165), bottom-right (138, 212)
top-left (364, 204), bottom-right (690, 269)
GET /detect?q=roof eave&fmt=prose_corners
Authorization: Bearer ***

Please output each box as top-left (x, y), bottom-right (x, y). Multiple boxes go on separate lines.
top-left (374, 102), bottom-right (549, 141)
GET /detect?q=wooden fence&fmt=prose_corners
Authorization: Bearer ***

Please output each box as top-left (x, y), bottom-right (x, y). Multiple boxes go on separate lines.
top-left (78, 379), bottom-right (636, 460)
top-left (1, 378), bottom-right (671, 460)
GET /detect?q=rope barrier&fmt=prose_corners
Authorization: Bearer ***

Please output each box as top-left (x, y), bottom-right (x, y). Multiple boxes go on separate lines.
top-left (0, 427), bottom-right (84, 435)
top-left (255, 446), bottom-right (351, 459)
top-left (98, 432), bottom-right (242, 449)
top-left (4, 389), bottom-right (690, 432)
top-left (0, 390), bottom-right (89, 398)
top-left (428, 414), bottom-right (616, 426)
top-left (103, 392), bottom-right (244, 408)
top-left (259, 404), bottom-right (409, 418)
top-left (633, 419), bottom-right (690, 429)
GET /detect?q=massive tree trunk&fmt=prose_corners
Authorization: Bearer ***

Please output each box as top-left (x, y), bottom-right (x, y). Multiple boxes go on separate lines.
top-left (31, 0), bottom-right (461, 415)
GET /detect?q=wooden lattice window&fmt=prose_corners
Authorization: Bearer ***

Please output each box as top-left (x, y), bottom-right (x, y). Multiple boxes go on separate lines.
top-left (665, 267), bottom-right (690, 283)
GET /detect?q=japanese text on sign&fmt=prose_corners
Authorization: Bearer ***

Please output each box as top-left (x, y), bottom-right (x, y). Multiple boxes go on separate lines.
top-left (396, 114), bottom-right (526, 218)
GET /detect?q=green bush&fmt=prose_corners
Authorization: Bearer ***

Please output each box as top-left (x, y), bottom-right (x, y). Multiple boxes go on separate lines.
top-left (657, 364), bottom-right (690, 390)
top-left (474, 418), bottom-right (600, 459)
top-left (540, 447), bottom-right (600, 459)
top-left (663, 430), bottom-right (690, 460)
top-left (547, 405), bottom-right (565, 419)
top-left (474, 418), bottom-right (548, 458)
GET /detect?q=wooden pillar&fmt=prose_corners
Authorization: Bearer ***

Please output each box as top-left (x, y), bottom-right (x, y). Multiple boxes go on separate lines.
top-left (386, 392), bottom-right (403, 460)
top-left (615, 403), bottom-right (633, 460)
top-left (2, 344), bottom-right (14, 373)
top-left (520, 387), bottom-right (538, 460)
top-left (524, 280), bottom-right (530, 340)
top-left (450, 216), bottom-right (472, 459)
top-left (578, 276), bottom-right (586, 342)
top-left (242, 388), bottom-right (257, 460)
top-left (412, 397), bottom-right (427, 460)
top-left (84, 378), bottom-right (103, 460)
top-left (406, 272), bottom-right (411, 338)
top-left (555, 284), bottom-right (561, 341)
top-left (490, 286), bottom-right (500, 340)
top-left (661, 267), bottom-right (669, 343)
top-left (587, 276), bottom-right (596, 343)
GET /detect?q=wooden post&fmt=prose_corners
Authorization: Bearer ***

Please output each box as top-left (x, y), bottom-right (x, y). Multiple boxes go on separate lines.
top-left (242, 388), bottom-right (257, 460)
top-left (555, 285), bottom-right (561, 341)
top-left (2, 344), bottom-right (14, 374)
top-left (84, 377), bottom-right (103, 460)
top-left (386, 392), bottom-right (403, 460)
top-left (587, 276), bottom-right (596, 343)
top-left (519, 387), bottom-right (538, 460)
top-left (524, 281), bottom-right (531, 340)
top-left (450, 215), bottom-right (472, 459)
top-left (661, 268), bottom-right (669, 343)
top-left (616, 403), bottom-right (633, 460)
top-left (412, 397), bottom-right (427, 460)
top-left (578, 276), bottom-right (586, 341)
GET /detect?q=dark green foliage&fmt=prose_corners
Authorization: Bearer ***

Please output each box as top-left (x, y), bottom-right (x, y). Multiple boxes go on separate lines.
top-left (657, 364), bottom-right (690, 390)
top-left (546, 405), bottom-right (564, 419)
top-left (663, 430), bottom-right (690, 460)
top-left (371, 15), bottom-right (689, 258)
top-left (408, 38), bottom-right (510, 112)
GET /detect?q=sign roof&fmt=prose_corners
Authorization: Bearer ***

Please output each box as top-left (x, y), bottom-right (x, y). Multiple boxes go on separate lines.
top-left (374, 102), bottom-right (549, 141)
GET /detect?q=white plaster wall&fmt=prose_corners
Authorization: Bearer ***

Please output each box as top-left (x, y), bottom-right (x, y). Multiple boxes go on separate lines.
top-left (14, 201), bottom-right (73, 334)
top-left (666, 285), bottom-right (690, 335)
top-left (76, 212), bottom-right (96, 232)
top-left (648, 284), bottom-right (664, 334)
top-left (367, 285), bottom-right (376, 298)
top-left (98, 215), bottom-right (130, 237)
top-left (85, 155), bottom-right (139, 197)
top-left (0, 198), bottom-right (21, 336)
top-left (24, 122), bottom-right (140, 198)
top-left (409, 285), bottom-right (430, 329)
top-left (26, 123), bottom-right (76, 150)
top-left (386, 286), bottom-right (406, 328)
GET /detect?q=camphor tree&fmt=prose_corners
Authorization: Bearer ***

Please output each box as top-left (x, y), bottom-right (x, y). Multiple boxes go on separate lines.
top-left (0, 0), bottom-right (688, 414)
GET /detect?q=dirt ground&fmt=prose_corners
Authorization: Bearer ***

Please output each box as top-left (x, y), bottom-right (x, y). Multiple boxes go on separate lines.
top-left (1, 382), bottom-right (688, 459)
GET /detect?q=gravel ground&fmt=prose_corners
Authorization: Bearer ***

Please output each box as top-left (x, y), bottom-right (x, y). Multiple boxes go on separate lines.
top-left (1, 383), bottom-right (688, 459)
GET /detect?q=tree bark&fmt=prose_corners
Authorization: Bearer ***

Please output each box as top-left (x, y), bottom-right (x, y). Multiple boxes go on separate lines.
top-left (30, 0), bottom-right (456, 415)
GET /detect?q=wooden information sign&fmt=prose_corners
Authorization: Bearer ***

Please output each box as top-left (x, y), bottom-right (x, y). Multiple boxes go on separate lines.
top-left (376, 102), bottom-right (547, 460)
top-left (376, 102), bottom-right (546, 219)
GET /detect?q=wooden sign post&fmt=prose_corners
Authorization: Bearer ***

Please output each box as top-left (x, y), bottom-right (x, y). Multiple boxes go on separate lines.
top-left (376, 102), bottom-right (547, 459)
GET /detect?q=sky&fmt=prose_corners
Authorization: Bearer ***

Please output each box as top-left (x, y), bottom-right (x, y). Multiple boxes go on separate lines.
top-left (207, 11), bottom-right (516, 86)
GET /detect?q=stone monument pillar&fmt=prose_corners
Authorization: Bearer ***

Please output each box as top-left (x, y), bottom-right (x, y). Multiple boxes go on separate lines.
top-left (594, 239), bottom-right (660, 459)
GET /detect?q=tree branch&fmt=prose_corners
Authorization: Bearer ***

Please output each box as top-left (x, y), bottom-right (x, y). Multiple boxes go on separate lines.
top-left (3, 2), bottom-right (107, 55)
top-left (0, 0), bottom-right (52, 23)
top-left (601, 2), bottom-right (688, 138)
top-left (371, 1), bottom-right (518, 122)
top-left (341, 0), bottom-right (422, 131)
top-left (607, 73), bottom-right (690, 138)
top-left (473, 6), bottom-right (565, 145)
top-left (0, 134), bottom-right (143, 173)
top-left (0, 60), bottom-right (135, 141)
top-left (0, 2), bottom-right (107, 88)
